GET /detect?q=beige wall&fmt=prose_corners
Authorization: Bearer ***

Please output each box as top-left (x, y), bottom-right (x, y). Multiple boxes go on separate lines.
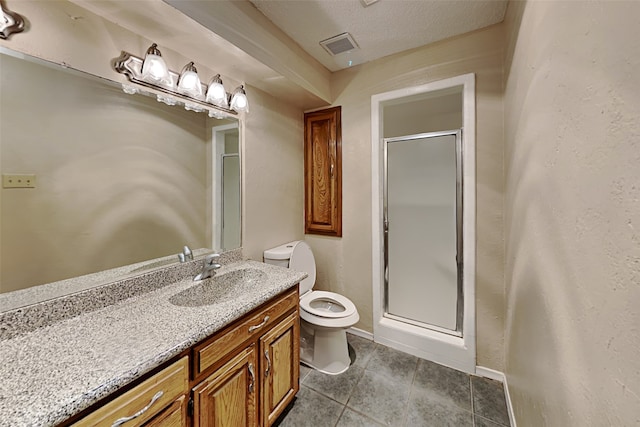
top-left (309, 24), bottom-right (505, 370)
top-left (503, 1), bottom-right (640, 425)
top-left (383, 92), bottom-right (462, 138)
top-left (240, 85), bottom-right (305, 261)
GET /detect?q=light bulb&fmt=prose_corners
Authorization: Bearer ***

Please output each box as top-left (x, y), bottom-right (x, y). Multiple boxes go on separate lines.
top-left (230, 85), bottom-right (249, 113)
top-left (177, 62), bottom-right (203, 99)
top-left (205, 74), bottom-right (228, 108)
top-left (234, 94), bottom-right (247, 109)
top-left (141, 44), bottom-right (172, 87)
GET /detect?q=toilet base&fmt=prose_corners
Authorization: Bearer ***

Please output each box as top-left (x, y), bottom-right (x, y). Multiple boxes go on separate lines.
top-left (300, 319), bottom-right (351, 375)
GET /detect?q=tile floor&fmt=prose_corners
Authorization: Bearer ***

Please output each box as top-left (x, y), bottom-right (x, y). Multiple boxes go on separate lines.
top-left (274, 333), bottom-right (510, 427)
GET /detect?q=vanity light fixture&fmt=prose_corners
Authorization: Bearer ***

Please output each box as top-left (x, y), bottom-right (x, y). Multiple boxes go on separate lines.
top-left (113, 43), bottom-right (248, 116)
top-left (157, 94), bottom-right (178, 106)
top-left (140, 43), bottom-right (172, 87)
top-left (177, 61), bottom-right (203, 99)
top-left (230, 85), bottom-right (249, 113)
top-left (205, 74), bottom-right (229, 108)
top-left (0, 1), bottom-right (24, 39)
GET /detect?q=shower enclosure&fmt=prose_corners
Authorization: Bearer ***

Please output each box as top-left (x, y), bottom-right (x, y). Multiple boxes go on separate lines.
top-left (371, 74), bottom-right (476, 373)
top-left (384, 130), bottom-right (463, 335)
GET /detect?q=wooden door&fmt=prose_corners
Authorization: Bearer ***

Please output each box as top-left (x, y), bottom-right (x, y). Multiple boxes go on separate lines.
top-left (259, 312), bottom-right (300, 426)
top-left (192, 346), bottom-right (258, 427)
top-left (304, 106), bottom-right (342, 237)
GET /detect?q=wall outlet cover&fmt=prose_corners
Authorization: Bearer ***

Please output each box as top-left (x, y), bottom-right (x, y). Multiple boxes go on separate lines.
top-left (2, 174), bottom-right (36, 188)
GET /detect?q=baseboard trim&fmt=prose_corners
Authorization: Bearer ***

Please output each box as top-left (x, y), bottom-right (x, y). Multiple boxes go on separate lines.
top-left (475, 366), bottom-right (516, 427)
top-left (347, 327), bottom-right (374, 340)
top-left (475, 366), bottom-right (503, 381)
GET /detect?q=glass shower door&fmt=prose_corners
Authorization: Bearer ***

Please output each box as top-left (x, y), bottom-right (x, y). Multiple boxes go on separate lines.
top-left (384, 130), bottom-right (462, 334)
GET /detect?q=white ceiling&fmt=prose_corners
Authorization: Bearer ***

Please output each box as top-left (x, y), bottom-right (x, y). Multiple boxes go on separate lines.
top-left (250, 0), bottom-right (508, 71)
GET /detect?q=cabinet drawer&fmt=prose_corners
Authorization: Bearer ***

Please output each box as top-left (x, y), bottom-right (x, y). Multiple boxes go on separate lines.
top-left (73, 357), bottom-right (188, 427)
top-left (195, 288), bottom-right (298, 376)
top-left (144, 395), bottom-right (186, 427)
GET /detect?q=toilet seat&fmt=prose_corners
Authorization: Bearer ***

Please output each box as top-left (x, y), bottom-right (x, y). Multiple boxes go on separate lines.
top-left (300, 291), bottom-right (356, 318)
top-left (300, 291), bottom-right (360, 329)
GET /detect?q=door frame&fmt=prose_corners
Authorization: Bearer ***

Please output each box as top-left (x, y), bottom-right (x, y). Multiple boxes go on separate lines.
top-left (371, 73), bottom-right (476, 373)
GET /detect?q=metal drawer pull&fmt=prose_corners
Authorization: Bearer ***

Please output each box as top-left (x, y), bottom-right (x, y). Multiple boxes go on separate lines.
top-left (264, 350), bottom-right (271, 378)
top-left (111, 390), bottom-right (164, 427)
top-left (248, 316), bottom-right (270, 333)
top-left (248, 363), bottom-right (255, 393)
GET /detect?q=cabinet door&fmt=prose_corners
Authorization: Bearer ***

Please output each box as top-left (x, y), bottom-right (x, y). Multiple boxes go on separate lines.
top-left (304, 106), bottom-right (342, 237)
top-left (260, 312), bottom-right (300, 426)
top-left (143, 396), bottom-right (186, 427)
top-left (192, 346), bottom-right (258, 427)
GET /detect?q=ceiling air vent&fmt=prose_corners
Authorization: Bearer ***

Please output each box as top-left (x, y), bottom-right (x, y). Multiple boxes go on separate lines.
top-left (320, 33), bottom-right (359, 56)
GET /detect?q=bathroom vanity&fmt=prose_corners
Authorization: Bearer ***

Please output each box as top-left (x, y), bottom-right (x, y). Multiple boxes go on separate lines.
top-left (0, 257), bottom-right (305, 427)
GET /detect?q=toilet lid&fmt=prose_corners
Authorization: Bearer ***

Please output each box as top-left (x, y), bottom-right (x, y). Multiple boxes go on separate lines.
top-left (289, 241), bottom-right (316, 294)
top-left (300, 291), bottom-right (356, 319)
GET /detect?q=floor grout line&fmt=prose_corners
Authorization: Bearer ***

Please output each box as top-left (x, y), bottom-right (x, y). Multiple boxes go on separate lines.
top-left (300, 383), bottom-right (348, 407)
top-left (332, 404), bottom-right (347, 427)
top-left (345, 407), bottom-right (388, 426)
top-left (470, 375), bottom-right (476, 413)
top-left (399, 357), bottom-right (421, 427)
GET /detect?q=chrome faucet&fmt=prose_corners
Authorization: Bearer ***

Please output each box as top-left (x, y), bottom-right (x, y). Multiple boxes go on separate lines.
top-left (194, 253), bottom-right (221, 281)
top-left (178, 246), bottom-right (193, 263)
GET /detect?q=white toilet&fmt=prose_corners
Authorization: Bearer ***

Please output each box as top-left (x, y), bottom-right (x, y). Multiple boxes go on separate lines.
top-left (263, 241), bottom-right (359, 375)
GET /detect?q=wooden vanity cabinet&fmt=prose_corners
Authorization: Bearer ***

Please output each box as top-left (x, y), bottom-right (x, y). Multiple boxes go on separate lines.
top-left (68, 287), bottom-right (299, 427)
top-left (192, 346), bottom-right (258, 427)
top-left (260, 312), bottom-right (299, 426)
top-left (190, 287), bottom-right (300, 427)
top-left (72, 357), bottom-right (189, 427)
top-left (145, 396), bottom-right (188, 427)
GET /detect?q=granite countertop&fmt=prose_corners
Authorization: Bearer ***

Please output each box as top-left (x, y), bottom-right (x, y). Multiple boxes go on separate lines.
top-left (0, 249), bottom-right (213, 313)
top-left (0, 260), bottom-right (306, 427)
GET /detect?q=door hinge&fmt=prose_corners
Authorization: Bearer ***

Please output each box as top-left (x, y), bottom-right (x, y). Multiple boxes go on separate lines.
top-left (188, 397), bottom-right (194, 417)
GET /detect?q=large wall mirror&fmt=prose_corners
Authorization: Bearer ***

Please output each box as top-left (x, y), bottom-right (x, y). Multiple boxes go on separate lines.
top-left (0, 47), bottom-right (241, 300)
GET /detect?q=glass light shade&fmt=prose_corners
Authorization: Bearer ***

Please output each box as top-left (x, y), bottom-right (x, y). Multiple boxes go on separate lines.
top-left (208, 110), bottom-right (225, 119)
top-left (184, 102), bottom-right (205, 113)
top-left (177, 62), bottom-right (203, 99)
top-left (122, 84), bottom-right (138, 95)
top-left (157, 94), bottom-right (178, 106)
top-left (141, 44), bottom-right (172, 87)
top-left (205, 74), bottom-right (228, 108)
top-left (230, 85), bottom-right (249, 113)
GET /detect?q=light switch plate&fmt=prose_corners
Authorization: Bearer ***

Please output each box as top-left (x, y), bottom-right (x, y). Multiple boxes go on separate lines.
top-left (2, 174), bottom-right (36, 188)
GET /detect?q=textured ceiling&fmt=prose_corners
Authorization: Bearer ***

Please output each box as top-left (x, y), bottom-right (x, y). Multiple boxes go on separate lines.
top-left (250, 0), bottom-right (508, 71)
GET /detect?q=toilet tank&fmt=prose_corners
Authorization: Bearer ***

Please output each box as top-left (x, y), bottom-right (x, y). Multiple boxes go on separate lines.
top-left (263, 241), bottom-right (297, 268)
top-left (264, 241), bottom-right (316, 295)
